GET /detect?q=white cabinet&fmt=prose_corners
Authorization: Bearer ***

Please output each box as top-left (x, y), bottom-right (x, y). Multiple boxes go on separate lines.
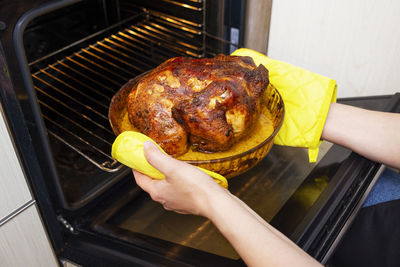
top-left (0, 204), bottom-right (58, 267)
top-left (0, 108), bottom-right (32, 221)
top-left (0, 106), bottom-right (58, 266)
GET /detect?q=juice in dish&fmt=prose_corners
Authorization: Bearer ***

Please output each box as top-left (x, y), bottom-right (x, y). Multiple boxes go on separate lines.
top-left (119, 106), bottom-right (275, 161)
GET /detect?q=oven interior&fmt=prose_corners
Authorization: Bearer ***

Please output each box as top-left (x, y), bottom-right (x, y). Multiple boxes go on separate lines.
top-left (25, 0), bottom-right (238, 210)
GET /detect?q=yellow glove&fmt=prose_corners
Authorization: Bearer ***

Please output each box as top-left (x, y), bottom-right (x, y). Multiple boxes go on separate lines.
top-left (112, 131), bottom-right (228, 188)
top-left (231, 48), bottom-right (337, 162)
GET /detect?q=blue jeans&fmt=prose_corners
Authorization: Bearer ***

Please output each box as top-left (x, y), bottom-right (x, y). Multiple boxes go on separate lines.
top-left (363, 168), bottom-right (400, 207)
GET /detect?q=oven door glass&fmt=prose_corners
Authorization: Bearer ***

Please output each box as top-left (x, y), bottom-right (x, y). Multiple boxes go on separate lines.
top-left (92, 141), bottom-right (341, 260)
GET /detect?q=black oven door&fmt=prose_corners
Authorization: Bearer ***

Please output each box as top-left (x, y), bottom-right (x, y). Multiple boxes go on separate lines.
top-left (59, 94), bottom-right (399, 266)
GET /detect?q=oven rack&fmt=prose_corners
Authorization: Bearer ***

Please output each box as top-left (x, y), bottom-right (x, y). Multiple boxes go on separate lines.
top-left (30, 7), bottom-right (234, 172)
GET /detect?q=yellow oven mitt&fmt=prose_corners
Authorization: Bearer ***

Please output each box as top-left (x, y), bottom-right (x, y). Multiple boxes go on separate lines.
top-left (231, 48), bottom-right (337, 162)
top-left (112, 131), bottom-right (228, 188)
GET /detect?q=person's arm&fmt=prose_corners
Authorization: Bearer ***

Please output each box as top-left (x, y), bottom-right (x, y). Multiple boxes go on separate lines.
top-left (208, 192), bottom-right (321, 267)
top-left (322, 102), bottom-right (400, 169)
top-left (133, 142), bottom-right (321, 267)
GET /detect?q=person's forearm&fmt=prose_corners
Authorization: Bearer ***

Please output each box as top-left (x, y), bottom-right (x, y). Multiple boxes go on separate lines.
top-left (206, 192), bottom-right (321, 267)
top-left (230, 194), bottom-right (307, 252)
top-left (322, 103), bottom-right (400, 169)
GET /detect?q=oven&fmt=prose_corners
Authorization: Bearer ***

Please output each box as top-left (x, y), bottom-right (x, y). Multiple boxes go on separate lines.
top-left (1, 0), bottom-right (400, 266)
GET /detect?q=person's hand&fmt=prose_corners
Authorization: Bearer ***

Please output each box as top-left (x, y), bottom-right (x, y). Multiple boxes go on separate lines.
top-left (133, 141), bottom-right (229, 216)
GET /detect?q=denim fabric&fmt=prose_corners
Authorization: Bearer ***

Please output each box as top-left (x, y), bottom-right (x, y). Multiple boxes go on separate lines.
top-left (363, 168), bottom-right (400, 207)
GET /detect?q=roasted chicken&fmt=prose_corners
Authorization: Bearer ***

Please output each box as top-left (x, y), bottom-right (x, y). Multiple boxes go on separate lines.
top-left (127, 54), bottom-right (269, 156)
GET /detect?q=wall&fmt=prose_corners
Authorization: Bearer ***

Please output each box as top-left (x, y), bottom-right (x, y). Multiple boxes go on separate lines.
top-left (244, 0), bottom-right (272, 54)
top-left (267, 0), bottom-right (400, 97)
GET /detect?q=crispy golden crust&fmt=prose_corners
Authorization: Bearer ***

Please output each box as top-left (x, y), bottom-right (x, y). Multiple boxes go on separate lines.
top-left (127, 55), bottom-right (269, 156)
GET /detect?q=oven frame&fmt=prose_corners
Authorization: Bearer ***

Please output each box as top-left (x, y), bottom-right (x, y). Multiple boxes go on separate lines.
top-left (0, 0), bottom-right (77, 252)
top-left (1, 0), bottom-right (400, 266)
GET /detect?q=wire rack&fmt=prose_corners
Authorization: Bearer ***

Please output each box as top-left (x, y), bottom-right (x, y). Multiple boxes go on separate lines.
top-left (30, 3), bottom-right (232, 172)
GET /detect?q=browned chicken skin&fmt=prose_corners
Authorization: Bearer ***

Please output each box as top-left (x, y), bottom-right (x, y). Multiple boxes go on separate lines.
top-left (127, 54), bottom-right (269, 156)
